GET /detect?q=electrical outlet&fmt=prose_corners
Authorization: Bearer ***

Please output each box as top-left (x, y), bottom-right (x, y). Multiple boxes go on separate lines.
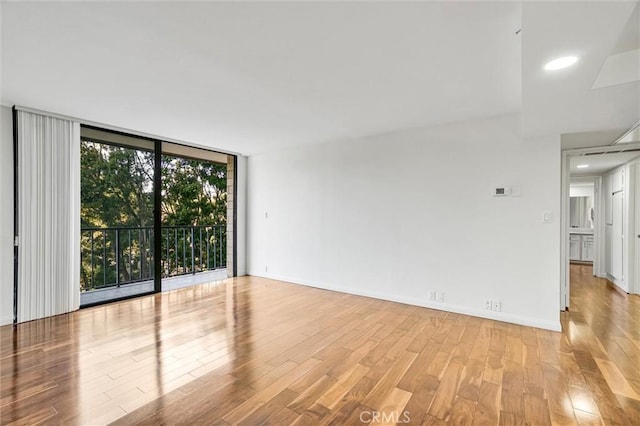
top-left (484, 299), bottom-right (492, 310)
top-left (429, 290), bottom-right (436, 301)
top-left (437, 292), bottom-right (444, 302)
top-left (492, 300), bottom-right (501, 312)
top-left (265, 265), bottom-right (268, 272)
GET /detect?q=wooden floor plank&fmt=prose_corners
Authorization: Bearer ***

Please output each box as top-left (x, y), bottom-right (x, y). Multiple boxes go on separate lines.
top-left (427, 361), bottom-right (464, 420)
top-left (593, 357), bottom-right (640, 401)
top-left (472, 380), bottom-right (501, 425)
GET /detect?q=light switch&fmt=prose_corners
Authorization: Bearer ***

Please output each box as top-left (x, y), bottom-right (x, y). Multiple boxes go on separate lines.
top-left (542, 211), bottom-right (552, 223)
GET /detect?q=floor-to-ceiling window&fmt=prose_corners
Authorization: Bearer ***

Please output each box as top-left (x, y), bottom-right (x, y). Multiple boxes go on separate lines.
top-left (79, 127), bottom-right (231, 306)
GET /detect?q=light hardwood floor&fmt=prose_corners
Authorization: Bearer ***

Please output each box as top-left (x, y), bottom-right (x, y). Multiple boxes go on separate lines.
top-left (1, 264), bottom-right (639, 425)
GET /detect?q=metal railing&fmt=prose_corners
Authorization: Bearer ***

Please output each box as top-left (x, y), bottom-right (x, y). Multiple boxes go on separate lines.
top-left (80, 224), bottom-right (226, 292)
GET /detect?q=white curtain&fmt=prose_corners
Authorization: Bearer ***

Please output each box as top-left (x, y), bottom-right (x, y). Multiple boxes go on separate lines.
top-left (16, 110), bottom-right (80, 322)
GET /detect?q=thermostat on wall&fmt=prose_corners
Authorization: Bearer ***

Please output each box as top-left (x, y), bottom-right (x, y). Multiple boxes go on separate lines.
top-left (493, 186), bottom-right (511, 197)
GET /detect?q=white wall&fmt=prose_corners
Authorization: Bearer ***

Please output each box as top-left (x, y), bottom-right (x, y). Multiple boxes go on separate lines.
top-left (569, 183), bottom-right (594, 198)
top-left (248, 114), bottom-right (561, 331)
top-left (0, 106), bottom-right (14, 325)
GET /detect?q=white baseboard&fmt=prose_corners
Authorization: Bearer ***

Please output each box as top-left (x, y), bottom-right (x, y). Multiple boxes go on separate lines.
top-left (606, 274), bottom-right (628, 293)
top-left (249, 271), bottom-right (562, 332)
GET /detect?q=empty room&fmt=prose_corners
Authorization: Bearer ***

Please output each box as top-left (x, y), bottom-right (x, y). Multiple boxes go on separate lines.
top-left (1, 1), bottom-right (639, 425)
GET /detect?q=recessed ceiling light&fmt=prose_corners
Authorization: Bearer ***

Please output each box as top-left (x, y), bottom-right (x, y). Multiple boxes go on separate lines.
top-left (544, 56), bottom-right (579, 71)
top-left (576, 164), bottom-right (589, 169)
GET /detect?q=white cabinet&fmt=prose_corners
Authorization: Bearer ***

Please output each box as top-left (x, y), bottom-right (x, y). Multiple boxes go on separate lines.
top-left (569, 235), bottom-right (582, 261)
top-left (570, 233), bottom-right (594, 263)
top-left (582, 235), bottom-right (594, 262)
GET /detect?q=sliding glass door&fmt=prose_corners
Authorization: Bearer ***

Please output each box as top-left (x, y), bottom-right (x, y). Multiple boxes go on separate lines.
top-left (79, 127), bottom-right (157, 306)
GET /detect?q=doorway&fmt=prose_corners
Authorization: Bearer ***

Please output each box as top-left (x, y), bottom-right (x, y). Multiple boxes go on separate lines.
top-left (561, 146), bottom-right (640, 310)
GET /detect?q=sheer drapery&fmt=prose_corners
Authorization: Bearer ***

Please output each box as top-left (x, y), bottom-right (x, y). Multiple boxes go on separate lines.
top-left (16, 109), bottom-right (80, 322)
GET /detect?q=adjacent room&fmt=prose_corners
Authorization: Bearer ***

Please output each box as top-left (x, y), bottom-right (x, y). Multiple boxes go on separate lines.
top-left (1, 1), bottom-right (639, 425)
top-left (566, 147), bottom-right (640, 306)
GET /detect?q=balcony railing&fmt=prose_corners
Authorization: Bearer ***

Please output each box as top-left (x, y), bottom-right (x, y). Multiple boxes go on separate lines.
top-left (80, 224), bottom-right (226, 292)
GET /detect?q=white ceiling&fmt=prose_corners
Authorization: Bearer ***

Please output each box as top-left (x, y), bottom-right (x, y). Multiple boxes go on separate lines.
top-left (1, 1), bottom-right (638, 155)
top-left (570, 150), bottom-right (640, 176)
top-left (521, 1), bottom-right (639, 140)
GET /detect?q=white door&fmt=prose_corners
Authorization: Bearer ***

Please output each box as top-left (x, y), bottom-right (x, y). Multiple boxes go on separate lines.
top-left (611, 192), bottom-right (624, 281)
